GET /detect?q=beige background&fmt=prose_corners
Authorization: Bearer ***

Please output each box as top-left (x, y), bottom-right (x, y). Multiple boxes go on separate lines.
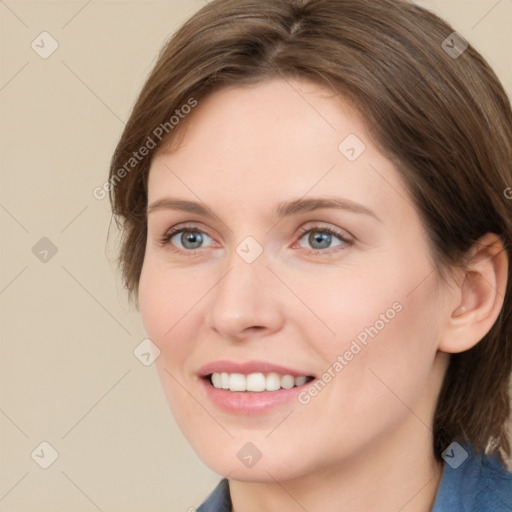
top-left (1, 0), bottom-right (511, 510)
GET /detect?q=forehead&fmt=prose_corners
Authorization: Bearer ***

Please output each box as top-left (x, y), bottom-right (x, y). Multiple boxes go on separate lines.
top-left (147, 78), bottom-right (413, 224)
top-left (157, 78), bottom-right (367, 164)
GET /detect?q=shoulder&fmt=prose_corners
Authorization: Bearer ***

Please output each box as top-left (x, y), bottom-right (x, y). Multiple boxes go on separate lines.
top-left (196, 479), bottom-right (231, 512)
top-left (431, 442), bottom-right (512, 512)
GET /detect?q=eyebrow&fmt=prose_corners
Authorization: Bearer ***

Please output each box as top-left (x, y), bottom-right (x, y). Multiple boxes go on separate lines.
top-left (147, 196), bottom-right (381, 222)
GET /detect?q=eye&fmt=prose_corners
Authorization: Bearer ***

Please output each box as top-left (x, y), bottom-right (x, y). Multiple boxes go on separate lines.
top-left (158, 223), bottom-right (352, 255)
top-left (295, 226), bottom-right (352, 253)
top-left (162, 227), bottom-right (214, 251)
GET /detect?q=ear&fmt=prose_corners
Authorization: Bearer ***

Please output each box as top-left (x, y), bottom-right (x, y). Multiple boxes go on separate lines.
top-left (438, 233), bottom-right (508, 354)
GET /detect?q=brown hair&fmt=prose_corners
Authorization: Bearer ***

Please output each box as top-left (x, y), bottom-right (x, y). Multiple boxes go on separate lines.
top-left (109, 0), bottom-right (512, 463)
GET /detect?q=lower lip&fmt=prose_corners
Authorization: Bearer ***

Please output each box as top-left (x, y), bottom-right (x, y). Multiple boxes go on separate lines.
top-left (200, 377), bottom-right (314, 415)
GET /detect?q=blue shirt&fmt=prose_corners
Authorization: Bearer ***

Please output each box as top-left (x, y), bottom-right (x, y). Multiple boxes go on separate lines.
top-left (197, 443), bottom-right (512, 511)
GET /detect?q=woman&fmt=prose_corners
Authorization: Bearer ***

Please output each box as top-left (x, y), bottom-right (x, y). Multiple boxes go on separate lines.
top-left (108, 0), bottom-right (512, 510)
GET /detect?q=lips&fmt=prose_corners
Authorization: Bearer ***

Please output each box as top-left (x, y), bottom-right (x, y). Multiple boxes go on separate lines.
top-left (198, 360), bottom-right (315, 395)
top-left (196, 360), bottom-right (317, 414)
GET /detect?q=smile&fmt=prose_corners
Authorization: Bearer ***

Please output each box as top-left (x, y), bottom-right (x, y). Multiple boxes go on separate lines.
top-left (209, 372), bottom-right (314, 392)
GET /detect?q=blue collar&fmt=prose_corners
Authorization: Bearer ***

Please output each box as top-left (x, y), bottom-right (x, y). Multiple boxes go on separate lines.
top-left (431, 441), bottom-right (511, 511)
top-left (197, 478), bottom-right (231, 512)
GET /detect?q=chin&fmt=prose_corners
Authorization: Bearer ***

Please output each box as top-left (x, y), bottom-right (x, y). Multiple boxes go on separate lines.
top-left (208, 460), bottom-right (306, 483)
top-left (187, 435), bottom-right (316, 483)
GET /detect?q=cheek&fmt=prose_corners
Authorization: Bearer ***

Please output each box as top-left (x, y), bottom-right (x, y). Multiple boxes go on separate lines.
top-left (138, 256), bottom-right (200, 344)
top-left (321, 278), bottom-right (442, 427)
top-left (286, 264), bottom-right (404, 354)
top-left (305, 259), bottom-right (441, 397)
top-left (138, 261), bottom-right (201, 422)
top-left (138, 256), bottom-right (215, 406)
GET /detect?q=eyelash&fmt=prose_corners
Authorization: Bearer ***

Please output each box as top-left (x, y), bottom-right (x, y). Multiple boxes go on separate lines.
top-left (158, 224), bottom-right (353, 257)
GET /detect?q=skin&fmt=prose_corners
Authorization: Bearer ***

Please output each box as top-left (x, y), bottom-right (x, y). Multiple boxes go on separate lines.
top-left (138, 78), bottom-right (507, 512)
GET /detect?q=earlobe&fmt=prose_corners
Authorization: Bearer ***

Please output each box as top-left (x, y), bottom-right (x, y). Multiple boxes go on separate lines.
top-left (438, 233), bottom-right (508, 354)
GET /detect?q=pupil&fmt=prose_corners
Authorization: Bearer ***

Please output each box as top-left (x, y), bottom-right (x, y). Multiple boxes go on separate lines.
top-left (182, 231), bottom-right (202, 249)
top-left (310, 232), bottom-right (331, 249)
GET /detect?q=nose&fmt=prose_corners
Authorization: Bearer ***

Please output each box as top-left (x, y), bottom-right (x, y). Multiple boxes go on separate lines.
top-left (205, 250), bottom-right (285, 342)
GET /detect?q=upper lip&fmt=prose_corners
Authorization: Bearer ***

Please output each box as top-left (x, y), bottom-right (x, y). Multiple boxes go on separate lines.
top-left (198, 360), bottom-right (315, 378)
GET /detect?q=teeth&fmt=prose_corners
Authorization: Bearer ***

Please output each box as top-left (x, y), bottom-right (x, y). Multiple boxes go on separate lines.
top-left (211, 373), bottom-right (221, 388)
top-left (294, 376), bottom-right (307, 387)
top-left (210, 372), bottom-right (311, 392)
top-left (229, 373), bottom-right (246, 392)
top-left (247, 373), bottom-right (266, 392)
top-left (281, 375), bottom-right (295, 389)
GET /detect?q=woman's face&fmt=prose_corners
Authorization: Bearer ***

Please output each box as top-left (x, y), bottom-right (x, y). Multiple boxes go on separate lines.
top-left (139, 78), bottom-right (453, 482)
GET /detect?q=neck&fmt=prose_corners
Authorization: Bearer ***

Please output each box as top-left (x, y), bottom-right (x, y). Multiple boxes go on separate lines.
top-left (228, 424), bottom-right (444, 512)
